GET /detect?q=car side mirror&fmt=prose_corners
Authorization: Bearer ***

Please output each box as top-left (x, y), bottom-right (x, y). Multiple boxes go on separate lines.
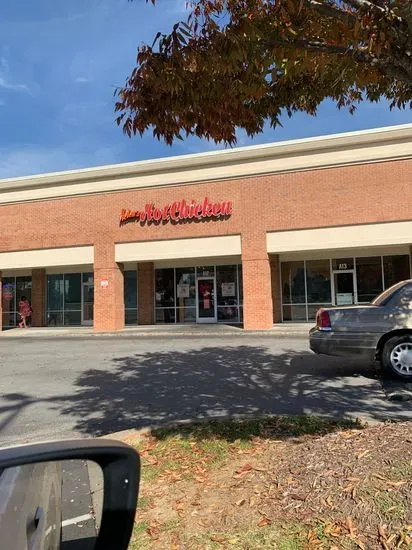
top-left (0, 439), bottom-right (140, 550)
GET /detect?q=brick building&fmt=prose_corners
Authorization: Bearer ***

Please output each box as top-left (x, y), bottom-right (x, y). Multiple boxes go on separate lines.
top-left (1, 124), bottom-right (411, 332)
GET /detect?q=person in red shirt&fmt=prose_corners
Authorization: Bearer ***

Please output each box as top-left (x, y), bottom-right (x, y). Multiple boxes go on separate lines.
top-left (18, 296), bottom-right (32, 329)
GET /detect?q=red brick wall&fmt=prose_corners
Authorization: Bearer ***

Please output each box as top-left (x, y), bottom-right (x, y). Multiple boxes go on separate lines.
top-left (138, 263), bottom-right (154, 325)
top-left (0, 159), bottom-right (411, 330)
top-left (31, 269), bottom-right (46, 327)
top-left (270, 255), bottom-right (282, 323)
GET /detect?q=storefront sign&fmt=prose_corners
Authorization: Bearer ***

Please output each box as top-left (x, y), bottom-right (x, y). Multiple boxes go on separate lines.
top-left (221, 282), bottom-right (236, 297)
top-left (120, 197), bottom-right (232, 225)
top-left (336, 293), bottom-right (353, 305)
top-left (177, 284), bottom-right (190, 298)
top-left (2, 284), bottom-right (14, 301)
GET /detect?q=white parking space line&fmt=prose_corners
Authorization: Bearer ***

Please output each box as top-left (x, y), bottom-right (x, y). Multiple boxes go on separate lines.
top-left (62, 513), bottom-right (93, 528)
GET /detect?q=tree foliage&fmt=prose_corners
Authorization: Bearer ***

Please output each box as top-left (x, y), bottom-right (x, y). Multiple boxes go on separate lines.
top-left (115, 1), bottom-right (412, 144)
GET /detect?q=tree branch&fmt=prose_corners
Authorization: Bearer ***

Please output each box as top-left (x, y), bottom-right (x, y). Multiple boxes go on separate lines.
top-left (344, 0), bottom-right (403, 22)
top-left (266, 38), bottom-right (369, 61)
top-left (307, 0), bottom-right (355, 22)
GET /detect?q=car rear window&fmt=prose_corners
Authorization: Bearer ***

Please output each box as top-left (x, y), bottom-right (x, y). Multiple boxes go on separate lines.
top-left (371, 281), bottom-right (411, 306)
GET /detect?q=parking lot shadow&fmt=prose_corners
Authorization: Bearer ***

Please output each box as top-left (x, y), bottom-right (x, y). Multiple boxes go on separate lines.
top-left (58, 345), bottom-right (412, 436)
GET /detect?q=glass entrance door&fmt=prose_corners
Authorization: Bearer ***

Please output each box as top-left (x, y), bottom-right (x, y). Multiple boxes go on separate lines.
top-left (82, 275), bottom-right (94, 325)
top-left (333, 271), bottom-right (356, 305)
top-left (196, 277), bottom-right (217, 323)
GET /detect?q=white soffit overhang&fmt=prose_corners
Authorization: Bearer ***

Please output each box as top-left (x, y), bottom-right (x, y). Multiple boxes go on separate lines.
top-left (267, 221), bottom-right (412, 253)
top-left (0, 124), bottom-right (412, 204)
top-left (115, 235), bottom-right (241, 263)
top-left (0, 246), bottom-right (94, 270)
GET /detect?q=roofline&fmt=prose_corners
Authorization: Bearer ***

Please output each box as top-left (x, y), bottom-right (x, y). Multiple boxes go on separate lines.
top-left (1, 123), bottom-right (412, 203)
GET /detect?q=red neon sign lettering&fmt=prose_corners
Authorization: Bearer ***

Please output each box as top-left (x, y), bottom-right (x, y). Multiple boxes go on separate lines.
top-left (120, 197), bottom-right (232, 224)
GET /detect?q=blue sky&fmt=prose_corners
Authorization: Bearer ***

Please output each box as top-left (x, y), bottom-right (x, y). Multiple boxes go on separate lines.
top-left (1, 0), bottom-right (411, 179)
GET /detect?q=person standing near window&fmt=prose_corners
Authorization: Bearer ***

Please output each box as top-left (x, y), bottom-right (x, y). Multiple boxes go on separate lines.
top-left (18, 296), bottom-right (32, 329)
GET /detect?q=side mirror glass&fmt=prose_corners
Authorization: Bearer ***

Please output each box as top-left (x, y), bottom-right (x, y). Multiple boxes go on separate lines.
top-left (0, 439), bottom-right (140, 550)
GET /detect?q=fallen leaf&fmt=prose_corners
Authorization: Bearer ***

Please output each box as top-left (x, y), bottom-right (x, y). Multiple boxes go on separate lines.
top-left (233, 463), bottom-right (253, 479)
top-left (291, 493), bottom-right (307, 501)
top-left (387, 480), bottom-right (407, 487)
top-left (194, 476), bottom-right (207, 483)
top-left (210, 535), bottom-right (227, 543)
top-left (373, 473), bottom-right (387, 481)
top-left (253, 465), bottom-right (267, 472)
top-left (249, 496), bottom-right (256, 506)
top-left (346, 517), bottom-right (356, 538)
top-left (357, 450), bottom-right (371, 459)
top-left (236, 498), bottom-right (246, 506)
top-left (258, 518), bottom-right (271, 527)
top-left (228, 539), bottom-right (239, 545)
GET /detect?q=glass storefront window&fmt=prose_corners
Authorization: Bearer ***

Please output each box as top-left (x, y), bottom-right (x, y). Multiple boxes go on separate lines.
top-left (356, 257), bottom-right (383, 303)
top-left (64, 273), bottom-right (82, 311)
top-left (124, 270), bottom-right (138, 325)
top-left (306, 260), bottom-right (331, 303)
top-left (282, 305), bottom-right (307, 322)
top-left (155, 308), bottom-right (175, 323)
top-left (238, 265), bottom-right (243, 306)
top-left (218, 306), bottom-right (239, 322)
top-left (155, 269), bottom-right (175, 308)
top-left (383, 255), bottom-right (410, 289)
top-left (281, 261), bottom-right (305, 304)
top-left (217, 265), bottom-right (237, 306)
top-left (281, 254), bottom-right (410, 321)
top-left (2, 276), bottom-right (32, 327)
top-left (46, 272), bottom-right (91, 327)
top-left (176, 308), bottom-right (196, 323)
top-left (176, 268), bottom-right (196, 308)
top-left (47, 275), bottom-right (64, 311)
top-left (64, 310), bottom-right (82, 326)
top-left (155, 264), bottom-right (242, 324)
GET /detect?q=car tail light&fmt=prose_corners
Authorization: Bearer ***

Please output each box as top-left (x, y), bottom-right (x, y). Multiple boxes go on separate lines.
top-left (316, 309), bottom-right (332, 331)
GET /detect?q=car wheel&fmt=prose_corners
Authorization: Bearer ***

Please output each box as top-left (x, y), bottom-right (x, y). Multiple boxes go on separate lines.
top-left (381, 335), bottom-right (412, 380)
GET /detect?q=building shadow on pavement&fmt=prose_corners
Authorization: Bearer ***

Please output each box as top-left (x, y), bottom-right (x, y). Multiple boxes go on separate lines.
top-left (53, 346), bottom-right (412, 437)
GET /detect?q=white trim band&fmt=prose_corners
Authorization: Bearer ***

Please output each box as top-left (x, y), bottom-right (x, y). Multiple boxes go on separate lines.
top-left (115, 235), bottom-right (242, 262)
top-left (0, 246), bottom-right (94, 270)
top-left (267, 221), bottom-right (412, 254)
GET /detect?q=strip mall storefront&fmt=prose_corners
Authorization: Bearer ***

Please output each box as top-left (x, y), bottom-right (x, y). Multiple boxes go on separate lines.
top-left (1, 124), bottom-right (412, 331)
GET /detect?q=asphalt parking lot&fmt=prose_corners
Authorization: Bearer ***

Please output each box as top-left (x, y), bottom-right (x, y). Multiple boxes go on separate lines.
top-left (1, 336), bottom-right (412, 448)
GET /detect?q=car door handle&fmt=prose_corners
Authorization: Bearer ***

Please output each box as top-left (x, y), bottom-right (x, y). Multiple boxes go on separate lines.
top-left (27, 506), bottom-right (45, 550)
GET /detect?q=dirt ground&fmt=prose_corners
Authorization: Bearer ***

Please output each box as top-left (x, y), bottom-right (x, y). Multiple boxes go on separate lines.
top-left (123, 416), bottom-right (412, 549)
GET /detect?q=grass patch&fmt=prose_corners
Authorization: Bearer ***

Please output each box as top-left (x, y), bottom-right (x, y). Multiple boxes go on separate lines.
top-left (137, 495), bottom-right (152, 512)
top-left (134, 415), bottom-right (361, 484)
top-left (373, 490), bottom-right (405, 520)
top-left (185, 525), bottom-right (304, 549)
top-left (128, 522), bottom-right (151, 550)
top-left (151, 415), bottom-right (361, 442)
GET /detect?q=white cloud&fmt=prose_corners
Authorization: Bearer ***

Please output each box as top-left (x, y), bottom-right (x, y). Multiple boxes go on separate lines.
top-left (75, 76), bottom-right (93, 84)
top-left (0, 141), bottom-right (126, 179)
top-left (0, 56), bottom-right (30, 94)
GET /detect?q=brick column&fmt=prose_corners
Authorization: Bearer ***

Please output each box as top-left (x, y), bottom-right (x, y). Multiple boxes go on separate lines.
top-left (138, 262), bottom-right (154, 325)
top-left (94, 243), bottom-right (124, 332)
top-left (241, 231), bottom-right (273, 330)
top-left (31, 269), bottom-right (46, 327)
top-left (270, 255), bottom-right (282, 324)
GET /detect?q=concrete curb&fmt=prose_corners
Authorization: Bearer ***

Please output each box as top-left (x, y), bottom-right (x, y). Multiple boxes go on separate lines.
top-left (0, 330), bottom-right (310, 339)
top-left (99, 411), bottom-right (366, 445)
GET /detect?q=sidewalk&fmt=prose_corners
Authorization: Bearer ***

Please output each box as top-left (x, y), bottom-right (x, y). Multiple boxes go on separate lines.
top-left (0, 323), bottom-right (311, 338)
